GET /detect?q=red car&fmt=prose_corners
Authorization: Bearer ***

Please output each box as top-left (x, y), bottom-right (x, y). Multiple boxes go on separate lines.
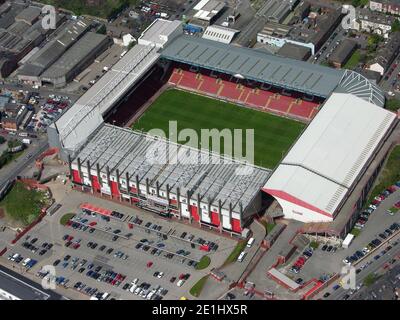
top-left (146, 261), bottom-right (153, 268)
top-left (73, 243), bottom-right (80, 250)
top-left (66, 220), bottom-right (73, 227)
top-left (89, 221), bottom-right (97, 227)
top-left (67, 235), bottom-right (74, 241)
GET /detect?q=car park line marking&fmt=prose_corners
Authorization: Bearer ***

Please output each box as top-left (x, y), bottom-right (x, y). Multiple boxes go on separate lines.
top-left (70, 214), bottom-right (202, 263)
top-left (353, 228), bottom-right (400, 267)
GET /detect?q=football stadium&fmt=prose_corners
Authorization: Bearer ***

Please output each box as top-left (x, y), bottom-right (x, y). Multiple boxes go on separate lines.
top-left (48, 19), bottom-right (398, 239)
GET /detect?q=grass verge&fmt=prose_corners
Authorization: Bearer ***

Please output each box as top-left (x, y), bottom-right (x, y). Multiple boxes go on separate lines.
top-left (367, 145), bottom-right (400, 204)
top-left (189, 275), bottom-right (209, 298)
top-left (60, 213), bottom-right (76, 226)
top-left (223, 240), bottom-right (247, 266)
top-left (195, 256), bottom-right (211, 270)
top-left (0, 181), bottom-right (48, 226)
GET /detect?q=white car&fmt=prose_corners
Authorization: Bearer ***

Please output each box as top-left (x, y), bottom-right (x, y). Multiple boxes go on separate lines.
top-left (177, 279), bottom-right (185, 287)
top-left (157, 272), bottom-right (164, 279)
top-left (134, 287), bottom-right (141, 295)
top-left (362, 247), bottom-right (370, 254)
top-left (129, 284), bottom-right (137, 293)
top-left (388, 91), bottom-right (395, 97)
top-left (131, 278), bottom-right (139, 285)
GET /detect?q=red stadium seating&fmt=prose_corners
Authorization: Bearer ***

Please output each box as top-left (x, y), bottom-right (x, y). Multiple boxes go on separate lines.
top-left (167, 66), bottom-right (323, 121)
top-left (198, 75), bottom-right (221, 95)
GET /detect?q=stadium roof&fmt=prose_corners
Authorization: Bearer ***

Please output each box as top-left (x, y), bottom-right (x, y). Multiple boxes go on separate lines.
top-left (161, 35), bottom-right (385, 105)
top-left (73, 124), bottom-right (271, 212)
top-left (54, 44), bottom-right (160, 152)
top-left (263, 93), bottom-right (396, 219)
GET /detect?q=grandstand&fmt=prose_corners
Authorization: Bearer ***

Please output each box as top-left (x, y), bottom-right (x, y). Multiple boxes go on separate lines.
top-left (263, 93), bottom-right (397, 236)
top-left (49, 19), bottom-right (396, 238)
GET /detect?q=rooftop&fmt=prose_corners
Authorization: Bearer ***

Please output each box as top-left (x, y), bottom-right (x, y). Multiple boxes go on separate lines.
top-left (328, 39), bottom-right (357, 64)
top-left (73, 124), bottom-right (271, 212)
top-left (277, 43), bottom-right (311, 60)
top-left (161, 34), bottom-right (384, 104)
top-left (41, 32), bottom-right (109, 79)
top-left (264, 93), bottom-right (396, 216)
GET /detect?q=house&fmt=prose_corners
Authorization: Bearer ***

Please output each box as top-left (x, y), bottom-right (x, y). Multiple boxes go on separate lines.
top-left (367, 32), bottom-right (400, 75)
top-left (328, 39), bottom-right (357, 68)
top-left (355, 8), bottom-right (397, 38)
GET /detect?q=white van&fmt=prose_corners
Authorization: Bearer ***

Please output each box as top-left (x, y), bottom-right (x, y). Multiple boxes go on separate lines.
top-left (237, 251), bottom-right (247, 262)
top-left (246, 237), bottom-right (255, 248)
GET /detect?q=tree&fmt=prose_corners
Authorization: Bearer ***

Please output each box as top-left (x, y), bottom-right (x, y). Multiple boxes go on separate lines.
top-left (392, 19), bottom-right (400, 33)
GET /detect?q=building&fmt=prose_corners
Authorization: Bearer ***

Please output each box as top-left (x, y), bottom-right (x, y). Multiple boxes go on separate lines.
top-left (49, 19), bottom-right (389, 238)
top-left (367, 32), bottom-right (400, 75)
top-left (355, 8), bottom-right (397, 37)
top-left (328, 39), bottom-right (357, 68)
top-left (370, 0), bottom-right (400, 16)
top-left (192, 0), bottom-right (225, 25)
top-left (1, 103), bottom-right (28, 131)
top-left (40, 32), bottom-right (111, 88)
top-left (277, 42), bottom-right (311, 61)
top-left (0, 3), bottom-right (65, 77)
top-left (257, 22), bottom-right (292, 47)
top-left (263, 93), bottom-right (397, 236)
top-left (259, 0), bottom-right (299, 24)
top-left (258, 8), bottom-right (343, 55)
top-left (69, 126), bottom-right (271, 236)
top-left (202, 25), bottom-right (238, 44)
top-left (17, 18), bottom-right (90, 85)
top-left (14, 5), bottom-right (41, 25)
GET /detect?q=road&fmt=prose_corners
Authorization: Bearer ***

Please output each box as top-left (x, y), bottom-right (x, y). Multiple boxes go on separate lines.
top-left (1, 82), bottom-right (81, 102)
top-left (309, 24), bottom-right (345, 64)
top-left (0, 139), bottom-right (49, 189)
top-left (323, 234), bottom-right (400, 300)
top-left (0, 264), bottom-right (63, 300)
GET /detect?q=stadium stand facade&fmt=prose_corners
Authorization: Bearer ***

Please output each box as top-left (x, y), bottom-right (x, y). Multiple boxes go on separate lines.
top-left (49, 19), bottom-right (396, 238)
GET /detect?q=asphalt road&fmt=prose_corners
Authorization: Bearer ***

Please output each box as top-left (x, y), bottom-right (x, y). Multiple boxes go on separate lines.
top-left (0, 264), bottom-right (63, 300)
top-left (0, 139), bottom-right (49, 189)
top-left (325, 234), bottom-right (400, 300)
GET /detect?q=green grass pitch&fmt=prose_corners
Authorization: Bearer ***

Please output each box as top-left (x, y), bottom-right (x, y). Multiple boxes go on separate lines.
top-left (132, 89), bottom-right (305, 168)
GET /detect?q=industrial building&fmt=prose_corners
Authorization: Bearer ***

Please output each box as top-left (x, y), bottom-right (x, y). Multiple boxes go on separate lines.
top-left (40, 32), bottom-right (111, 88)
top-left (17, 18), bottom-right (91, 86)
top-left (0, 2), bottom-right (65, 78)
top-left (49, 19), bottom-right (396, 238)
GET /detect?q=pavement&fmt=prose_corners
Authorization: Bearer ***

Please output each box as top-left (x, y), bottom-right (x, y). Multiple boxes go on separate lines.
top-left (2, 185), bottom-right (238, 300)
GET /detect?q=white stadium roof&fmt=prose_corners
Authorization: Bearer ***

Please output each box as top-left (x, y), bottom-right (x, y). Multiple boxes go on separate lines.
top-left (263, 93), bottom-right (397, 222)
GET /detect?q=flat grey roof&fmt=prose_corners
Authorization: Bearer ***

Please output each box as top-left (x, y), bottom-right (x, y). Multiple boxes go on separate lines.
top-left (73, 124), bottom-right (271, 212)
top-left (41, 32), bottom-right (109, 79)
top-left (161, 35), bottom-right (344, 97)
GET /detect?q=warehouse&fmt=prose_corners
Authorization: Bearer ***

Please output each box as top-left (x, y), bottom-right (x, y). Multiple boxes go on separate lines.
top-left (263, 93), bottom-right (397, 235)
top-left (41, 32), bottom-right (111, 88)
top-left (17, 18), bottom-right (90, 85)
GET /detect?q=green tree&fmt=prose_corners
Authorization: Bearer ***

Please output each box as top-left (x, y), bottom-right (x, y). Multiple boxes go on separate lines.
top-left (392, 19), bottom-right (400, 32)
